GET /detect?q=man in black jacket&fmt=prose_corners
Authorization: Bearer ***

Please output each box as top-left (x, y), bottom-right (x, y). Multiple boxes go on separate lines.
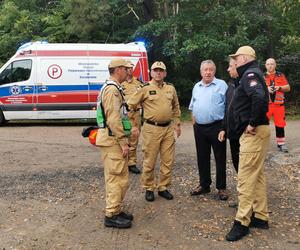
top-left (225, 46), bottom-right (270, 241)
top-left (218, 58), bottom-right (240, 173)
top-left (218, 58), bottom-right (240, 208)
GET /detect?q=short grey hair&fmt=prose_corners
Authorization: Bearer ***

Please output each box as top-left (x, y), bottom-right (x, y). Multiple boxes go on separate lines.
top-left (200, 60), bottom-right (216, 71)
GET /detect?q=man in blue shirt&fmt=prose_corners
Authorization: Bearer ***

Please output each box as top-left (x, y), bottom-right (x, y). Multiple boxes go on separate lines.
top-left (189, 60), bottom-right (228, 200)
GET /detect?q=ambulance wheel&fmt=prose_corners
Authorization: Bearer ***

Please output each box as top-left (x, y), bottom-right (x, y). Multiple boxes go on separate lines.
top-left (0, 110), bottom-right (6, 125)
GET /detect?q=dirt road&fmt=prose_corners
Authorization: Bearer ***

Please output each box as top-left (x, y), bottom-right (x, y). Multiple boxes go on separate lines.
top-left (0, 121), bottom-right (299, 249)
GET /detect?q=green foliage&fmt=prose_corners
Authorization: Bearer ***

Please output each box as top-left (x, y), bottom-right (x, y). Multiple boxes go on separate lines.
top-left (0, 0), bottom-right (299, 112)
top-left (0, 0), bottom-right (46, 64)
top-left (132, 0), bottom-right (300, 106)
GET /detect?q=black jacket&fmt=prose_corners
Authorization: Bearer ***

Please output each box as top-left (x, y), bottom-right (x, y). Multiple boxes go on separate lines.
top-left (221, 78), bottom-right (239, 139)
top-left (233, 60), bottom-right (269, 136)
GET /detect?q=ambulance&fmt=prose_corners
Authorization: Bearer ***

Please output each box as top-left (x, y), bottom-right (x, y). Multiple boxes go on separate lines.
top-left (0, 41), bottom-right (149, 124)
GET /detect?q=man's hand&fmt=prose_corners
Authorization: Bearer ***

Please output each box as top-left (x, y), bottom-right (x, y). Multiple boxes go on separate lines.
top-left (121, 144), bottom-right (129, 158)
top-left (244, 125), bottom-right (256, 135)
top-left (218, 130), bottom-right (226, 142)
top-left (268, 86), bottom-right (275, 93)
top-left (174, 124), bottom-right (181, 138)
top-left (275, 85), bottom-right (290, 93)
top-left (192, 115), bottom-right (196, 125)
top-left (131, 126), bottom-right (140, 137)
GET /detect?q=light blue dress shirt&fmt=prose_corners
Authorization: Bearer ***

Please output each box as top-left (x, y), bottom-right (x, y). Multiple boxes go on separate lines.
top-left (189, 77), bottom-right (228, 124)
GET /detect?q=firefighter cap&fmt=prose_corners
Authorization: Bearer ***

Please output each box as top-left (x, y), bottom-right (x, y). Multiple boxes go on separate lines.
top-left (229, 46), bottom-right (256, 58)
top-left (151, 61), bottom-right (167, 70)
top-left (108, 58), bottom-right (132, 68)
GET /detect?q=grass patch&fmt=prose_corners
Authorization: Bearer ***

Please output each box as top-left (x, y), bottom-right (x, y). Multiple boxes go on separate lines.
top-left (180, 106), bottom-right (300, 122)
top-left (181, 106), bottom-right (192, 121)
top-left (285, 105), bottom-right (300, 120)
top-left (5, 107), bottom-right (299, 126)
top-left (286, 114), bottom-right (300, 120)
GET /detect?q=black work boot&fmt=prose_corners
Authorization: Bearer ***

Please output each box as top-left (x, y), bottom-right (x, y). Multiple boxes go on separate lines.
top-left (249, 214), bottom-right (269, 229)
top-left (145, 190), bottom-right (155, 202)
top-left (226, 220), bottom-right (249, 241)
top-left (128, 165), bottom-right (141, 174)
top-left (158, 190), bottom-right (174, 200)
top-left (118, 211), bottom-right (134, 221)
top-left (104, 214), bottom-right (132, 229)
top-left (278, 144), bottom-right (288, 153)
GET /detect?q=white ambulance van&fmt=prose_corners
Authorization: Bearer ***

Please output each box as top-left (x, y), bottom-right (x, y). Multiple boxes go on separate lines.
top-left (0, 41), bottom-right (149, 124)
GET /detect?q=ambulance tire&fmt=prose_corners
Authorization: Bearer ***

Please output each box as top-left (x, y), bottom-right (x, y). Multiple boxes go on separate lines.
top-left (0, 110), bottom-right (6, 125)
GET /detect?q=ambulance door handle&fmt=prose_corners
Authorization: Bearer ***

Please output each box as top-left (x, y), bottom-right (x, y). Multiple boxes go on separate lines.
top-left (38, 86), bottom-right (48, 91)
top-left (23, 86), bottom-right (33, 91)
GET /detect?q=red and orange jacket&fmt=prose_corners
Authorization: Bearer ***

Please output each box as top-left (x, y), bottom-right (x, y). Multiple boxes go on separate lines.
top-left (264, 71), bottom-right (288, 105)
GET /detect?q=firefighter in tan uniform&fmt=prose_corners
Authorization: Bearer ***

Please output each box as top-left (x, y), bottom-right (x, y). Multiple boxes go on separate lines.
top-left (121, 61), bottom-right (143, 174)
top-left (95, 58), bottom-right (134, 229)
top-left (127, 61), bottom-right (181, 202)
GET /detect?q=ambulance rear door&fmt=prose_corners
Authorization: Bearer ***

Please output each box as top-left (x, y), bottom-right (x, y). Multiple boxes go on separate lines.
top-left (126, 42), bottom-right (149, 82)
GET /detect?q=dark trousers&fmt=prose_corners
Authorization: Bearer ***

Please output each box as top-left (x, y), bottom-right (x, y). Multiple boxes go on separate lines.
top-left (275, 126), bottom-right (285, 138)
top-left (229, 138), bottom-right (240, 173)
top-left (193, 121), bottom-right (226, 190)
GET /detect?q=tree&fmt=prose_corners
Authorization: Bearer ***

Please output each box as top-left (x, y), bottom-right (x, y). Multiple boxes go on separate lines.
top-left (0, 0), bottom-right (299, 109)
top-left (132, 0), bottom-right (300, 105)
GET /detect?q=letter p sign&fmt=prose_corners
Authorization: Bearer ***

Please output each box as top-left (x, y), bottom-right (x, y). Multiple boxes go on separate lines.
top-left (47, 64), bottom-right (62, 79)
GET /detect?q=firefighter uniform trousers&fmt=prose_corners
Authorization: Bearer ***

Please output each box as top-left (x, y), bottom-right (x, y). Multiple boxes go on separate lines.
top-left (122, 78), bottom-right (143, 166)
top-left (141, 122), bottom-right (175, 192)
top-left (100, 143), bottom-right (129, 217)
top-left (128, 111), bottom-right (141, 166)
top-left (236, 125), bottom-right (270, 226)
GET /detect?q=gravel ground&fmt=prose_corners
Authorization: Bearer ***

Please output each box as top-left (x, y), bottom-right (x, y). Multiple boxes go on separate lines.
top-left (0, 121), bottom-right (299, 249)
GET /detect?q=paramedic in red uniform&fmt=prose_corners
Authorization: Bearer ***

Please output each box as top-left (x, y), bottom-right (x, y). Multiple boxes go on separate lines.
top-left (265, 58), bottom-right (291, 152)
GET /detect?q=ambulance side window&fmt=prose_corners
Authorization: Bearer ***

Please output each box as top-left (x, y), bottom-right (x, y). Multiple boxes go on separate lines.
top-left (0, 59), bottom-right (32, 85)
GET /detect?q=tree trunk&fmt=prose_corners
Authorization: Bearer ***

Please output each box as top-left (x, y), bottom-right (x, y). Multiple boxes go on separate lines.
top-left (142, 0), bottom-right (155, 21)
top-left (261, 0), bottom-right (274, 57)
top-left (163, 1), bottom-right (169, 18)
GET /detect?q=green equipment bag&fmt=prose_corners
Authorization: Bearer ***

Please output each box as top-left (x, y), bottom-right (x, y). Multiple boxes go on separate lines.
top-left (122, 117), bottom-right (132, 137)
top-left (97, 81), bottom-right (132, 136)
top-left (96, 100), bottom-right (106, 128)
